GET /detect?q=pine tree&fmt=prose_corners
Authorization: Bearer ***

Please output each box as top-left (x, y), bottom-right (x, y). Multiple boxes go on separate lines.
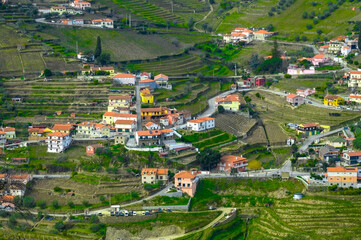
top-left (358, 27), bottom-right (361, 51)
top-left (271, 39), bottom-right (281, 59)
top-left (94, 36), bottom-right (102, 59)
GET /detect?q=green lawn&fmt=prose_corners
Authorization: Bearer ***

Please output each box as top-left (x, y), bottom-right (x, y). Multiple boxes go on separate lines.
top-left (179, 129), bottom-right (236, 150)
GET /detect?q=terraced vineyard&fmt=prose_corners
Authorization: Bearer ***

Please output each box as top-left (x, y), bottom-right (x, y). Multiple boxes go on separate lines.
top-left (247, 195), bottom-right (361, 239)
top-left (0, 78), bottom-right (120, 123)
top-left (113, 0), bottom-right (184, 24)
top-left (128, 54), bottom-right (206, 76)
top-left (180, 129), bottom-right (237, 150)
top-left (215, 113), bottom-right (257, 137)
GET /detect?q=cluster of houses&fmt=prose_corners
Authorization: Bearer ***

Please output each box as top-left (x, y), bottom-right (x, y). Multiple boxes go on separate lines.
top-left (286, 88), bottom-right (315, 106)
top-left (0, 127), bottom-right (16, 146)
top-left (319, 36), bottom-right (358, 57)
top-left (0, 174), bottom-right (33, 211)
top-left (223, 27), bottom-right (274, 44)
top-left (141, 155), bottom-right (248, 197)
top-left (59, 18), bottom-right (114, 28)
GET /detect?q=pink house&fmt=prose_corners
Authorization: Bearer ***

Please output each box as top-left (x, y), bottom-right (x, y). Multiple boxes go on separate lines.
top-left (296, 88), bottom-right (316, 97)
top-left (174, 170), bottom-right (199, 197)
top-left (311, 54), bottom-right (327, 66)
top-left (287, 65), bottom-right (315, 75)
top-left (286, 94), bottom-right (304, 106)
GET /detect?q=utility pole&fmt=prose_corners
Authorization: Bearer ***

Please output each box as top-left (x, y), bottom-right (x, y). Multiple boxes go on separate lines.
top-left (129, 14), bottom-right (131, 28)
top-left (234, 63), bottom-right (237, 76)
top-left (171, 0), bottom-right (174, 13)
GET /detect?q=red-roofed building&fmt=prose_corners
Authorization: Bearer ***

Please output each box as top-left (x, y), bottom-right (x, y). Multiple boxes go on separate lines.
top-left (135, 129), bottom-right (174, 146)
top-left (349, 94), bottom-right (361, 103)
top-left (341, 46), bottom-right (351, 56)
top-left (45, 132), bottom-right (71, 153)
top-left (91, 18), bottom-right (114, 28)
top-left (286, 93), bottom-right (304, 106)
top-left (86, 144), bottom-right (104, 155)
top-left (139, 78), bottom-right (158, 89)
top-left (347, 71), bottom-right (361, 88)
top-left (342, 152), bottom-right (361, 165)
top-left (215, 94), bottom-right (241, 112)
top-left (140, 72), bottom-right (152, 80)
top-left (103, 112), bottom-right (137, 125)
top-left (0, 131), bottom-right (5, 145)
top-left (141, 168), bottom-right (169, 184)
top-left (254, 29), bottom-right (274, 40)
top-left (144, 122), bottom-right (160, 130)
top-left (0, 127), bottom-right (15, 139)
top-left (174, 170), bottom-right (199, 197)
top-left (187, 117), bottom-right (215, 132)
top-left (9, 174), bottom-right (33, 185)
top-left (312, 54), bottom-right (328, 66)
top-left (296, 88), bottom-right (316, 97)
top-left (218, 155), bottom-right (248, 173)
top-left (114, 119), bottom-right (136, 133)
top-left (52, 124), bottom-right (75, 134)
top-left (243, 77), bottom-right (266, 87)
top-left (112, 73), bottom-right (136, 85)
top-left (71, 0), bottom-right (91, 9)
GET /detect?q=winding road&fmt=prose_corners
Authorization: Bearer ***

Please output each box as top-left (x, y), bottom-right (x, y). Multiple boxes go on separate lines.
top-left (194, 1), bottom-right (214, 33)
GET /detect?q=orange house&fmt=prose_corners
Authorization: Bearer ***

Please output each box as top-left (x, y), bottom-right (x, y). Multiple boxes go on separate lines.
top-left (326, 167), bottom-right (357, 187)
top-left (217, 155), bottom-right (248, 173)
top-left (86, 144), bottom-right (103, 155)
top-left (174, 170), bottom-right (199, 197)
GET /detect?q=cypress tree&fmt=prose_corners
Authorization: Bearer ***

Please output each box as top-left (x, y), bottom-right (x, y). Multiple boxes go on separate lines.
top-left (94, 36), bottom-right (102, 58)
top-left (358, 27), bottom-right (361, 51)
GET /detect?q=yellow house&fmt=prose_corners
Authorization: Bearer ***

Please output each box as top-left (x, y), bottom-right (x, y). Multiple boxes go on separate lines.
top-left (140, 88), bottom-right (154, 104)
top-left (102, 112), bottom-right (137, 125)
top-left (141, 107), bottom-right (169, 120)
top-left (215, 94), bottom-right (241, 112)
top-left (324, 95), bottom-right (344, 106)
top-left (50, 6), bottom-right (67, 15)
top-left (108, 95), bottom-right (132, 112)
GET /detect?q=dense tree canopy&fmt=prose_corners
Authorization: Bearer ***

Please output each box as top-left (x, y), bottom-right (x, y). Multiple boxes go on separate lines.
top-left (196, 148), bottom-right (221, 170)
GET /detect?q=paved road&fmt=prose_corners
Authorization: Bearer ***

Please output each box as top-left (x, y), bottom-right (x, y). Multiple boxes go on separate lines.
top-left (298, 127), bottom-right (345, 153)
top-left (199, 89), bottom-right (236, 118)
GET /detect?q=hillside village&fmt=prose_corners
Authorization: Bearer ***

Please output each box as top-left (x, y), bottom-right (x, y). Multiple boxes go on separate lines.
top-left (3, 0), bottom-right (361, 239)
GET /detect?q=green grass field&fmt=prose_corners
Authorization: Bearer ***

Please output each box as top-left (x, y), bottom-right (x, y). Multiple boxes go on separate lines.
top-left (217, 0), bottom-right (361, 40)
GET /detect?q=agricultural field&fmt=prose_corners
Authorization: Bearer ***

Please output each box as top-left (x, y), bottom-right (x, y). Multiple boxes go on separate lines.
top-left (264, 120), bottom-right (289, 145)
top-left (244, 125), bottom-right (268, 145)
top-left (271, 78), bottom-right (331, 94)
top-left (42, 26), bottom-right (184, 62)
top-left (20, 52), bottom-right (45, 73)
top-left (246, 91), bottom-right (361, 127)
top-left (0, 25), bottom-right (29, 47)
top-left (127, 54), bottom-right (206, 75)
top-left (191, 178), bottom-right (305, 211)
top-left (215, 113), bottom-right (257, 137)
top-left (217, 0), bottom-right (361, 40)
top-left (179, 128), bottom-right (237, 150)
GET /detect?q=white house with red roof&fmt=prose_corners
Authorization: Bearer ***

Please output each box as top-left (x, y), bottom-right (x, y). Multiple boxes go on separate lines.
top-left (286, 93), bottom-right (304, 106)
top-left (254, 29), bottom-right (274, 40)
top-left (343, 152), bottom-right (361, 165)
top-left (45, 132), bottom-right (72, 153)
top-left (341, 46), bottom-right (351, 56)
top-left (112, 73), bottom-right (136, 85)
top-left (0, 131), bottom-right (6, 145)
top-left (108, 95), bottom-right (133, 111)
top-left (71, 0), bottom-right (91, 10)
top-left (223, 27), bottom-right (254, 44)
top-left (187, 117), bottom-right (215, 132)
top-left (91, 19), bottom-right (114, 28)
top-left (144, 122), bottom-right (160, 130)
top-left (347, 71), bottom-right (361, 88)
top-left (140, 72), bottom-right (152, 80)
top-left (296, 88), bottom-right (316, 97)
top-left (217, 155), bottom-right (248, 173)
top-left (115, 119), bottom-right (136, 133)
top-left (135, 129), bottom-right (174, 146)
top-left (349, 94), bottom-right (361, 103)
top-left (0, 127), bottom-right (16, 139)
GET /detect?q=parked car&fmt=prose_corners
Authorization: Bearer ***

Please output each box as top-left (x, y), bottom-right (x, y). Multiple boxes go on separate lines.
top-left (98, 213), bottom-right (103, 216)
top-left (308, 101), bottom-right (312, 104)
top-left (133, 211), bottom-right (137, 216)
top-left (209, 206), bottom-right (216, 210)
top-left (110, 211), bottom-right (115, 216)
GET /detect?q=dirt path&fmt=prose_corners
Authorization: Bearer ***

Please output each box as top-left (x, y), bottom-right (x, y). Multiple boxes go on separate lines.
top-left (194, 1), bottom-right (214, 32)
top-left (146, 208), bottom-right (233, 240)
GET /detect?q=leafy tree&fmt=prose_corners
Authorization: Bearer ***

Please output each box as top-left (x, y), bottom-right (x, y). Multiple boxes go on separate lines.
top-left (302, 36), bottom-right (308, 41)
top-left (302, 11), bottom-right (308, 19)
top-left (37, 200), bottom-right (47, 209)
top-left (217, 105), bottom-right (225, 113)
top-left (90, 224), bottom-right (100, 232)
top-left (317, 29), bottom-right (323, 35)
top-left (52, 200), bottom-right (59, 209)
top-left (284, 73), bottom-right (292, 78)
top-left (250, 54), bottom-right (260, 70)
top-left (271, 40), bottom-right (281, 58)
top-left (14, 196), bottom-right (22, 206)
top-left (257, 57), bottom-right (282, 74)
top-left (97, 53), bottom-right (110, 66)
top-left (230, 167), bottom-right (238, 176)
top-left (306, 24), bottom-right (313, 30)
top-left (202, 23), bottom-right (208, 32)
top-left (266, 24), bottom-right (273, 31)
top-left (43, 68), bottom-right (52, 77)
top-left (291, 143), bottom-right (298, 153)
top-left (82, 200), bottom-right (90, 207)
top-left (295, 35), bottom-right (300, 42)
top-left (54, 186), bottom-right (62, 192)
top-left (358, 26), bottom-right (361, 51)
top-left (353, 137), bottom-right (361, 149)
top-left (55, 221), bottom-right (65, 231)
top-left (68, 201), bottom-right (75, 208)
top-left (99, 195), bottom-right (106, 202)
top-left (196, 148), bottom-right (221, 170)
top-left (313, 19), bottom-right (319, 24)
top-left (188, 17), bottom-right (194, 31)
top-left (90, 215), bottom-right (99, 223)
top-left (23, 196), bottom-right (36, 208)
top-left (94, 36), bottom-right (102, 59)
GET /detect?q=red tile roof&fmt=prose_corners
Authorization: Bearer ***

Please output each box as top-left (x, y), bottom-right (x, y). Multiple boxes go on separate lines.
top-left (154, 74), bottom-right (168, 81)
top-left (221, 155), bottom-right (247, 163)
top-left (52, 124), bottom-right (74, 131)
top-left (216, 94), bottom-right (240, 103)
top-left (142, 168), bottom-right (168, 175)
top-left (47, 132), bottom-right (69, 137)
top-left (187, 117), bottom-right (214, 124)
top-left (103, 112), bottom-right (137, 118)
top-left (112, 74), bottom-right (135, 78)
top-left (114, 120), bottom-right (135, 125)
top-left (344, 152), bottom-right (361, 157)
top-left (175, 171), bottom-right (197, 179)
top-left (327, 167), bottom-right (357, 172)
top-left (287, 93), bottom-right (298, 99)
top-left (109, 95), bottom-right (132, 101)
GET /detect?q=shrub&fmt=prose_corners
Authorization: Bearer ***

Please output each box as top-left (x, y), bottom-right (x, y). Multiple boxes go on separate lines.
top-left (52, 200), bottom-right (59, 209)
top-left (284, 73), bottom-right (292, 78)
top-left (68, 201), bottom-right (75, 208)
top-left (302, 36), bottom-right (308, 41)
top-left (306, 24), bottom-right (313, 30)
top-left (54, 186), bottom-right (62, 192)
top-left (313, 19), bottom-right (319, 24)
top-left (23, 196), bottom-right (36, 208)
top-left (55, 221), bottom-right (65, 231)
top-left (37, 200), bottom-right (47, 209)
top-left (90, 224), bottom-right (100, 232)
